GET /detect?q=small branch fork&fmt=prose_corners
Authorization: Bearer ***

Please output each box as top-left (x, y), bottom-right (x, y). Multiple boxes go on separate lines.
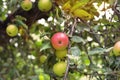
top-left (63, 18), bottom-right (77, 80)
top-left (80, 20), bottom-right (103, 79)
top-left (112, 0), bottom-right (120, 21)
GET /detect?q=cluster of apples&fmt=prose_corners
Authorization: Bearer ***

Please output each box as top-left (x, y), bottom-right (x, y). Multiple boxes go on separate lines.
top-left (6, 0), bottom-right (52, 37)
top-left (21, 0), bottom-right (52, 12)
top-left (51, 32), bottom-right (69, 59)
top-left (51, 32), bottom-right (69, 76)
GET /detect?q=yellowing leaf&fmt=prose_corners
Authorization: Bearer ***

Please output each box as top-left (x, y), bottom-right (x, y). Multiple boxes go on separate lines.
top-left (72, 9), bottom-right (93, 20)
top-left (70, 0), bottom-right (89, 13)
top-left (62, 0), bottom-right (71, 12)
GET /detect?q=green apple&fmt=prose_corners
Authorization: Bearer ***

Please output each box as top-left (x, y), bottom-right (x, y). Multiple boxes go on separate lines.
top-left (113, 41), bottom-right (120, 56)
top-left (39, 73), bottom-right (50, 80)
top-left (6, 24), bottom-right (18, 37)
top-left (35, 39), bottom-right (42, 47)
top-left (55, 49), bottom-right (67, 59)
top-left (38, 0), bottom-right (52, 12)
top-left (0, 46), bottom-right (3, 53)
top-left (40, 55), bottom-right (47, 63)
top-left (39, 74), bottom-right (44, 80)
top-left (53, 61), bottom-right (67, 76)
top-left (21, 0), bottom-right (32, 11)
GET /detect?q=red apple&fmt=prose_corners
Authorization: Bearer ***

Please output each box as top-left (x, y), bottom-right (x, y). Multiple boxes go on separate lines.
top-left (51, 32), bottom-right (69, 50)
top-left (113, 41), bottom-right (120, 56)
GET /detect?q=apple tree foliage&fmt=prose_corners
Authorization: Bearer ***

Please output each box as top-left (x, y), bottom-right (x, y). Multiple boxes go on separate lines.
top-left (0, 0), bottom-right (120, 80)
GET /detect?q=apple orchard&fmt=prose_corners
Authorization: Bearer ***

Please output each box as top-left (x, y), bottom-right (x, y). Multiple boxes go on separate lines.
top-left (0, 0), bottom-right (120, 80)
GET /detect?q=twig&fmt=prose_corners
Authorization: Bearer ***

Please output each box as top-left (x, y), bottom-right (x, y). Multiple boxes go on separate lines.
top-left (112, 0), bottom-right (120, 21)
top-left (81, 20), bottom-right (103, 48)
top-left (80, 20), bottom-right (103, 79)
top-left (63, 18), bottom-right (77, 80)
top-left (69, 19), bottom-right (77, 36)
top-left (83, 44), bottom-right (93, 65)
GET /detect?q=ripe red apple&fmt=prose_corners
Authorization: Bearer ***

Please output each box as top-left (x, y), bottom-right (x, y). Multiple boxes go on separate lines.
top-left (38, 0), bottom-right (52, 12)
top-left (113, 41), bottom-right (120, 56)
top-left (51, 32), bottom-right (69, 50)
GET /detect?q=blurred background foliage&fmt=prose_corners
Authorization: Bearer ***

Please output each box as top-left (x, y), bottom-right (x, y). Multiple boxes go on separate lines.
top-left (0, 0), bottom-right (120, 80)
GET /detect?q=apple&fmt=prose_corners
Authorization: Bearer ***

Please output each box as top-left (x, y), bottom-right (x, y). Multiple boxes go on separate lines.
top-left (38, 0), bottom-right (52, 12)
top-left (40, 55), bottom-right (47, 63)
top-left (39, 74), bottom-right (44, 80)
top-left (55, 49), bottom-right (67, 59)
top-left (21, 0), bottom-right (32, 11)
top-left (6, 24), bottom-right (18, 37)
top-left (53, 61), bottom-right (67, 76)
top-left (35, 39), bottom-right (43, 47)
top-left (0, 46), bottom-right (3, 53)
top-left (39, 73), bottom-right (50, 80)
top-left (51, 32), bottom-right (69, 50)
top-left (113, 41), bottom-right (120, 56)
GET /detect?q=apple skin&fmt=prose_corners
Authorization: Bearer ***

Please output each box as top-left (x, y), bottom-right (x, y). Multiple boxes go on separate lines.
top-left (0, 46), bottom-right (3, 52)
top-left (38, 0), bottom-right (52, 12)
top-left (53, 61), bottom-right (67, 76)
top-left (55, 49), bottom-right (67, 59)
top-left (21, 0), bottom-right (32, 11)
top-left (35, 39), bottom-right (43, 47)
top-left (40, 55), bottom-right (47, 63)
top-left (113, 41), bottom-right (120, 56)
top-left (6, 24), bottom-right (18, 37)
top-left (51, 32), bottom-right (69, 50)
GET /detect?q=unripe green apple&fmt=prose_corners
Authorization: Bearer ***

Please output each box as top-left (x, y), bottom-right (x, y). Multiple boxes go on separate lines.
top-left (53, 61), bottom-right (67, 76)
top-left (6, 24), bottom-right (18, 37)
top-left (21, 0), bottom-right (32, 11)
top-left (113, 41), bottom-right (120, 56)
top-left (39, 73), bottom-right (50, 80)
top-left (40, 55), bottom-right (47, 63)
top-left (51, 32), bottom-right (69, 50)
top-left (55, 49), bottom-right (67, 59)
top-left (39, 74), bottom-right (44, 80)
top-left (0, 46), bottom-right (3, 53)
top-left (35, 39), bottom-right (43, 47)
top-left (38, 0), bottom-right (52, 12)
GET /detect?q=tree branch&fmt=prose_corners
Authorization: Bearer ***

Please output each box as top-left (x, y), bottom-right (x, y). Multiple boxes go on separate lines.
top-left (112, 0), bottom-right (120, 21)
top-left (63, 18), bottom-right (77, 80)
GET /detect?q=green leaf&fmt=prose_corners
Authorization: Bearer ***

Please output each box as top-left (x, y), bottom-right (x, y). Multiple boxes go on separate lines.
top-left (71, 36), bottom-right (85, 43)
top-left (88, 47), bottom-right (106, 55)
top-left (93, 25), bottom-right (100, 32)
top-left (15, 15), bottom-right (26, 21)
top-left (40, 42), bottom-right (51, 51)
top-left (71, 46), bottom-right (81, 56)
top-left (14, 19), bottom-right (28, 29)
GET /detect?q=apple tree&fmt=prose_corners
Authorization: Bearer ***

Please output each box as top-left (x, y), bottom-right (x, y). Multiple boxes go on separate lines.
top-left (0, 0), bottom-right (120, 80)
